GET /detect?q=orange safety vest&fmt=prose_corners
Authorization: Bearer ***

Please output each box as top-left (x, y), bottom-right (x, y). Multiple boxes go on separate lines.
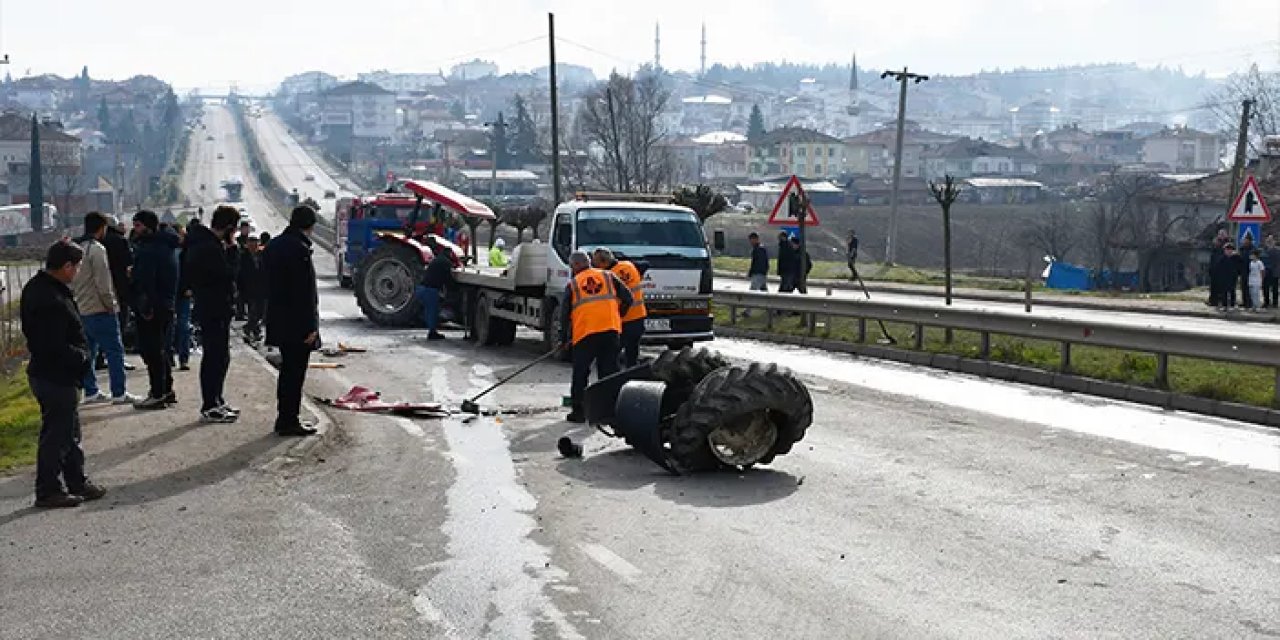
top-left (610, 260), bottom-right (648, 323)
top-left (569, 268), bottom-right (623, 344)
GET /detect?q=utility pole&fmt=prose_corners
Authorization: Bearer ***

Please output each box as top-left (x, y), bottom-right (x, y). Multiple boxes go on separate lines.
top-left (1227, 98), bottom-right (1255, 212)
top-left (881, 67), bottom-right (929, 266)
top-left (548, 12), bottom-right (563, 203)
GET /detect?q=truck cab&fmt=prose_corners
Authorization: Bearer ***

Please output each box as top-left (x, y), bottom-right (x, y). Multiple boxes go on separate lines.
top-left (545, 197), bottom-right (714, 346)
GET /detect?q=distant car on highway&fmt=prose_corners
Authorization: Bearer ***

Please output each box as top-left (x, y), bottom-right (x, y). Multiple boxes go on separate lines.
top-left (304, 172), bottom-right (315, 181)
top-left (206, 135), bottom-right (214, 141)
top-left (323, 189), bottom-right (336, 199)
top-left (217, 152), bottom-right (224, 159)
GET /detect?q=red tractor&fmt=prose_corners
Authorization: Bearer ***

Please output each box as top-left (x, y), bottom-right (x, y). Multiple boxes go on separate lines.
top-left (350, 180), bottom-right (495, 326)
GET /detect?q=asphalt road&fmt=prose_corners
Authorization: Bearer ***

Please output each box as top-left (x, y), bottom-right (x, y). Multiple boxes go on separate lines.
top-left (5, 105), bottom-right (1273, 639)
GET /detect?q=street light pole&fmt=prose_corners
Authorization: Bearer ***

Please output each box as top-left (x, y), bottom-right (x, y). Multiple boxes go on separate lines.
top-left (882, 67), bottom-right (928, 266)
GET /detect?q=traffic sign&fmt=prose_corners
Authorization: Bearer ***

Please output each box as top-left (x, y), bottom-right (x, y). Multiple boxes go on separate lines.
top-left (1238, 222), bottom-right (1261, 247)
top-left (1227, 175), bottom-right (1272, 222)
top-left (767, 175), bottom-right (821, 226)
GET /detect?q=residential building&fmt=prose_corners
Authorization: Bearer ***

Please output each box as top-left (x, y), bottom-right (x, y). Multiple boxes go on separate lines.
top-left (1092, 130), bottom-right (1143, 164)
top-left (666, 132), bottom-right (751, 183)
top-left (735, 179), bottom-right (846, 211)
top-left (319, 81), bottom-right (396, 163)
top-left (922, 137), bottom-right (1038, 179)
top-left (842, 124), bottom-right (957, 179)
top-left (961, 178), bottom-right (1044, 204)
top-left (1035, 151), bottom-right (1117, 186)
top-left (358, 70), bottom-right (447, 95)
top-left (278, 71), bottom-right (338, 96)
top-left (749, 126), bottom-right (844, 180)
top-left (450, 60), bottom-right (499, 81)
top-left (678, 94), bottom-right (733, 135)
top-left (1140, 126), bottom-right (1223, 172)
top-left (0, 112), bottom-right (82, 181)
top-left (944, 115), bottom-right (1007, 140)
top-left (532, 64), bottom-right (597, 90)
top-left (457, 169), bottom-right (540, 199)
top-left (1009, 99), bottom-right (1061, 137)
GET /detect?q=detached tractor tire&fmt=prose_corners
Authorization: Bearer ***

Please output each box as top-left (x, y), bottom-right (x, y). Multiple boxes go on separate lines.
top-left (354, 243), bottom-right (424, 327)
top-left (671, 363), bottom-right (813, 472)
top-left (650, 346), bottom-right (729, 393)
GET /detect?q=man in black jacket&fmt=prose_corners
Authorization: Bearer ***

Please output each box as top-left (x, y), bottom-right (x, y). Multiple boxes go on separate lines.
top-left (239, 233), bottom-right (267, 342)
top-left (101, 216), bottom-right (135, 355)
top-left (185, 205), bottom-right (241, 423)
top-left (264, 206), bottom-right (321, 436)
top-left (131, 210), bottom-right (180, 410)
top-left (416, 236), bottom-right (455, 340)
top-left (776, 231), bottom-right (796, 293)
top-left (21, 240), bottom-right (107, 508)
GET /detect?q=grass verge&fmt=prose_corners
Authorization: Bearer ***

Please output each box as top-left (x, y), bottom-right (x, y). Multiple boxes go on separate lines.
top-left (716, 304), bottom-right (1276, 409)
top-left (0, 364), bottom-right (40, 473)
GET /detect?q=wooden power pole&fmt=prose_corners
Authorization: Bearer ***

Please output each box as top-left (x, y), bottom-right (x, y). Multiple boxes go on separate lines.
top-left (881, 67), bottom-right (929, 266)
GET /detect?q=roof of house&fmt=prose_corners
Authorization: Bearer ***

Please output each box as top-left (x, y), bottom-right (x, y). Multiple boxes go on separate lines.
top-left (843, 127), bottom-right (957, 147)
top-left (754, 126), bottom-right (842, 146)
top-left (323, 81), bottom-right (394, 97)
top-left (0, 113), bottom-right (80, 142)
top-left (459, 169), bottom-right (539, 181)
top-left (1142, 126), bottom-right (1219, 141)
top-left (692, 131), bottom-right (747, 145)
top-left (1145, 159), bottom-right (1280, 205)
top-left (924, 137), bottom-right (1037, 161)
top-left (682, 95), bottom-right (732, 105)
top-left (964, 178), bottom-right (1045, 188)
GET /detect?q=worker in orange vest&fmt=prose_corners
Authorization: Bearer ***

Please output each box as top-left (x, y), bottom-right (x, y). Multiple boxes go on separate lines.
top-left (592, 247), bottom-right (648, 368)
top-left (558, 250), bottom-right (633, 423)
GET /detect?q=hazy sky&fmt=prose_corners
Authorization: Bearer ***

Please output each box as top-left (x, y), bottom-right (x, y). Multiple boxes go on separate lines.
top-left (3, 0), bottom-right (1278, 92)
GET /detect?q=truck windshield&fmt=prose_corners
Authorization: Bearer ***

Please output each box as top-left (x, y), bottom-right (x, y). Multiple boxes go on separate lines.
top-left (576, 209), bottom-right (704, 251)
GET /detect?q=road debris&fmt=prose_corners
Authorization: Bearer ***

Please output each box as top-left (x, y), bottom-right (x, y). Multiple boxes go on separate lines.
top-left (557, 437), bottom-right (583, 459)
top-left (315, 385), bottom-right (448, 418)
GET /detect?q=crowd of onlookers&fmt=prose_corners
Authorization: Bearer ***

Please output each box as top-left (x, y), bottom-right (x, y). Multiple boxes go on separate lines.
top-left (1208, 229), bottom-right (1280, 312)
top-left (19, 205), bottom-right (323, 509)
top-left (743, 229), bottom-right (861, 295)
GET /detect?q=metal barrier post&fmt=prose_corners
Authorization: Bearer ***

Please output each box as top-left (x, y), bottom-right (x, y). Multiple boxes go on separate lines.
top-left (1155, 353), bottom-right (1170, 389)
top-left (857, 317), bottom-right (866, 343)
top-left (1061, 342), bottom-right (1072, 373)
top-left (729, 305), bottom-right (737, 325)
top-left (980, 332), bottom-right (991, 359)
top-left (914, 324), bottom-right (924, 350)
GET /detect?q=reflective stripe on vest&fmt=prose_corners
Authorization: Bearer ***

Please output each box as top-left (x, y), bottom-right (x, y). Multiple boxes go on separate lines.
top-left (610, 260), bottom-right (648, 323)
top-left (569, 268), bottom-right (623, 344)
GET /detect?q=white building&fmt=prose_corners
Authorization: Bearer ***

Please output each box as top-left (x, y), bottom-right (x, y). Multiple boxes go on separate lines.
top-left (450, 60), bottom-right (499, 81)
top-left (278, 71), bottom-right (339, 96)
top-left (1140, 126), bottom-right (1223, 172)
top-left (321, 81), bottom-right (396, 140)
top-left (357, 70), bottom-right (447, 95)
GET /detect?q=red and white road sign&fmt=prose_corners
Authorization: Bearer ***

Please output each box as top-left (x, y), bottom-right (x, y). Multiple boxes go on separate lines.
top-left (1226, 175), bottom-right (1272, 223)
top-left (766, 175), bottom-right (821, 226)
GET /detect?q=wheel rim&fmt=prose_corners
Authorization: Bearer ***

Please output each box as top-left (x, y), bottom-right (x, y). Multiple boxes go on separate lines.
top-left (366, 257), bottom-right (414, 314)
top-left (708, 411), bottom-right (778, 466)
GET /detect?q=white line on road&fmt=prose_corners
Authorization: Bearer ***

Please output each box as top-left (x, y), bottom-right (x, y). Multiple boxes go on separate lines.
top-left (717, 339), bottom-right (1280, 474)
top-left (579, 543), bottom-right (643, 583)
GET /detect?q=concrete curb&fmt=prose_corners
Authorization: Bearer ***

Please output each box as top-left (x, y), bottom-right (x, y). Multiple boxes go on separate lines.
top-left (714, 270), bottom-right (1273, 324)
top-left (716, 326), bottom-right (1279, 428)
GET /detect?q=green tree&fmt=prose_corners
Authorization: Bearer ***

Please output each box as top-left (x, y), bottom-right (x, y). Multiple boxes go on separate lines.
top-left (28, 115), bottom-right (44, 231)
top-left (747, 104), bottom-right (766, 143)
top-left (672, 184), bottom-right (728, 222)
top-left (97, 96), bottom-right (111, 134)
top-left (488, 111), bottom-right (511, 170)
top-left (508, 94), bottom-right (540, 166)
top-left (449, 100), bottom-right (465, 120)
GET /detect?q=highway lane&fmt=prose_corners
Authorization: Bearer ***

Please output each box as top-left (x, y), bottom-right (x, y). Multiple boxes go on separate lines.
top-left (248, 109), bottom-right (352, 224)
top-left (235, 110), bottom-right (1280, 638)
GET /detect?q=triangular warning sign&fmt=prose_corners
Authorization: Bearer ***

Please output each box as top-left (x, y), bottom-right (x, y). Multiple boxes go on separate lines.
top-left (1227, 175), bottom-right (1272, 223)
top-left (767, 175), bottom-right (821, 226)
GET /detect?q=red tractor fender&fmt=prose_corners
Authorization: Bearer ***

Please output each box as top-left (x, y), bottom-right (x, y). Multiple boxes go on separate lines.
top-left (373, 231), bottom-right (433, 264)
top-left (372, 231), bottom-right (463, 268)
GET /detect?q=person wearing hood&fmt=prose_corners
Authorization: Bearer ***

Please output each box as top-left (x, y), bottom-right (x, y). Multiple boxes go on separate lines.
top-left (129, 210), bottom-right (180, 410)
top-left (184, 205), bottom-right (241, 424)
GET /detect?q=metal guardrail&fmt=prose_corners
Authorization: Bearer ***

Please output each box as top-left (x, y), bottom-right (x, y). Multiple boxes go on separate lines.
top-left (715, 288), bottom-right (1280, 403)
top-left (1, 262), bottom-right (39, 365)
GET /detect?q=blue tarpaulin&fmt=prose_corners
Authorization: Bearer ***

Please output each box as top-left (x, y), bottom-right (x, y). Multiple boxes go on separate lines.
top-left (1044, 261), bottom-right (1140, 291)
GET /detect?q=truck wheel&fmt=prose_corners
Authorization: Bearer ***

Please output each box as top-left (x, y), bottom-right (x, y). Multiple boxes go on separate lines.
top-left (543, 299), bottom-right (571, 361)
top-left (650, 346), bottom-right (729, 394)
top-left (354, 243), bottom-right (423, 327)
top-left (474, 292), bottom-right (518, 346)
top-left (671, 363), bottom-right (813, 472)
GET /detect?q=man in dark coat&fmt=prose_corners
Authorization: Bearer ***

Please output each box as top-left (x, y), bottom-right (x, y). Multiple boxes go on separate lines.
top-left (130, 210), bottom-right (180, 410)
top-left (776, 231), bottom-right (796, 293)
top-left (101, 216), bottom-right (135, 354)
top-left (238, 233), bottom-right (267, 342)
top-left (185, 205), bottom-right (241, 423)
top-left (264, 206), bottom-right (321, 436)
top-left (21, 240), bottom-right (106, 508)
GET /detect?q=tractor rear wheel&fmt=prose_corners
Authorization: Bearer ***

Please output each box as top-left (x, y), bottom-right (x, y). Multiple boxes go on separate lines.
top-left (354, 243), bottom-right (423, 327)
top-left (650, 346), bottom-right (729, 395)
top-left (671, 363), bottom-right (813, 472)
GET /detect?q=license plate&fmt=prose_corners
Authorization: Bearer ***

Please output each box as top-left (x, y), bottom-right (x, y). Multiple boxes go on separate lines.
top-left (645, 319), bottom-right (671, 332)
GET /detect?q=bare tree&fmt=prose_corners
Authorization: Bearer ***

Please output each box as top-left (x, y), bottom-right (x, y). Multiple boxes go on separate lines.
top-left (671, 184), bottom-right (728, 222)
top-left (1208, 64), bottom-right (1279, 157)
top-left (499, 198), bottom-right (551, 244)
top-left (40, 143), bottom-right (84, 230)
top-left (574, 71), bottom-right (674, 192)
top-left (1021, 203), bottom-right (1080, 263)
top-left (1088, 172), bottom-right (1159, 278)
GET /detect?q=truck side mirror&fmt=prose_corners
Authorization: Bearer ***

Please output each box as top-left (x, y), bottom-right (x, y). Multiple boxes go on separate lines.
top-left (712, 230), bottom-right (726, 251)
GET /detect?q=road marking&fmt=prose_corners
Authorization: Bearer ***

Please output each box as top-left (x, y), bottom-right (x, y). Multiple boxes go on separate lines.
top-left (319, 309), bottom-right (345, 320)
top-left (579, 543), bottom-right (642, 583)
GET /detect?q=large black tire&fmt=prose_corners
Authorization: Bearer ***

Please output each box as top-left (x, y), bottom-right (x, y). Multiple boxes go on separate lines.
top-left (650, 347), bottom-right (729, 393)
top-left (354, 243), bottom-right (423, 327)
top-left (670, 363), bottom-right (813, 472)
top-left (474, 292), bottom-right (518, 346)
